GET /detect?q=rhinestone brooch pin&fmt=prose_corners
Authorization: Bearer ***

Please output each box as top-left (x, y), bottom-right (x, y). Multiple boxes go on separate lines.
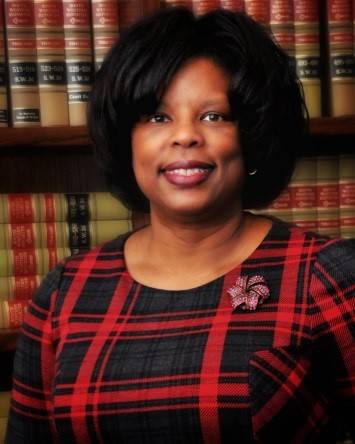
top-left (227, 275), bottom-right (270, 311)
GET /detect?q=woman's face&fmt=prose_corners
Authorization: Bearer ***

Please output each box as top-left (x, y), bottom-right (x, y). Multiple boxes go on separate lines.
top-left (131, 57), bottom-right (244, 219)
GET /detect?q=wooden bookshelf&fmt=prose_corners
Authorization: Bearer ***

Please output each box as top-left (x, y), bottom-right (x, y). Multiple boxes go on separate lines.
top-left (0, 116), bottom-right (355, 149)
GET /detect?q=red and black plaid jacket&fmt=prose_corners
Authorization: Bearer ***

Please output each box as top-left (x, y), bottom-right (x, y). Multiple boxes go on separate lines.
top-left (5, 218), bottom-right (355, 443)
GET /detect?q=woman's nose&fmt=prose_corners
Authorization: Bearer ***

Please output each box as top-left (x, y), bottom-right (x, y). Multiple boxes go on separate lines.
top-left (170, 121), bottom-right (204, 148)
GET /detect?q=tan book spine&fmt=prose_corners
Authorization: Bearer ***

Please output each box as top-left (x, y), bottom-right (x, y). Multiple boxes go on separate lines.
top-left (4, 0), bottom-right (41, 126)
top-left (63, 0), bottom-right (94, 126)
top-left (244, 0), bottom-right (270, 25)
top-left (192, 0), bottom-right (220, 16)
top-left (339, 154), bottom-right (355, 238)
top-left (0, 0), bottom-right (8, 126)
top-left (0, 299), bottom-right (28, 328)
top-left (264, 187), bottom-right (293, 223)
top-left (0, 391), bottom-right (10, 444)
top-left (220, 0), bottom-right (245, 11)
top-left (0, 275), bottom-right (43, 300)
top-left (326, 0), bottom-right (355, 116)
top-left (290, 156), bottom-right (317, 230)
top-left (270, 0), bottom-right (295, 64)
top-left (316, 155), bottom-right (340, 237)
top-left (91, 0), bottom-right (120, 72)
top-left (0, 247), bottom-right (71, 276)
top-left (34, 0), bottom-right (69, 125)
top-left (294, 0), bottom-right (322, 118)
top-left (161, 0), bottom-right (193, 10)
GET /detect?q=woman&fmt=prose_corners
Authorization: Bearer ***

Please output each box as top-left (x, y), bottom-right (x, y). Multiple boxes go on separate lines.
top-left (6, 7), bottom-right (354, 444)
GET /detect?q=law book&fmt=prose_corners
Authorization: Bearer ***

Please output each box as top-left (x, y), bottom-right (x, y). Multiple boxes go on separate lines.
top-left (0, 246), bottom-right (71, 277)
top-left (293, 0), bottom-right (322, 118)
top-left (326, 0), bottom-right (355, 116)
top-left (270, 0), bottom-right (295, 67)
top-left (63, 0), bottom-right (94, 126)
top-left (4, 0), bottom-right (41, 126)
top-left (0, 219), bottom-right (133, 249)
top-left (263, 187), bottom-right (293, 223)
top-left (0, 0), bottom-right (8, 127)
top-left (0, 299), bottom-right (28, 328)
top-left (0, 275), bottom-right (43, 300)
top-left (316, 155), bottom-right (340, 237)
top-left (91, 0), bottom-right (120, 71)
top-left (192, 0), bottom-right (220, 16)
top-left (290, 156), bottom-right (317, 230)
top-left (339, 154), bottom-right (355, 238)
top-left (34, 0), bottom-right (69, 126)
top-left (244, 0), bottom-right (270, 26)
top-left (220, 0), bottom-right (245, 11)
top-left (0, 192), bottom-right (131, 223)
top-left (161, 0), bottom-right (193, 9)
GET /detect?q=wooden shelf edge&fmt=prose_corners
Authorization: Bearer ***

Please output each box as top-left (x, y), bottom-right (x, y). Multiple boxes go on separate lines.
top-left (309, 116), bottom-right (355, 135)
top-left (0, 126), bottom-right (91, 147)
top-left (0, 116), bottom-right (355, 148)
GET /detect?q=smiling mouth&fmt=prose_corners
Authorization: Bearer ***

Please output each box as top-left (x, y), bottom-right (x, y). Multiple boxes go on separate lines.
top-left (161, 166), bottom-right (215, 187)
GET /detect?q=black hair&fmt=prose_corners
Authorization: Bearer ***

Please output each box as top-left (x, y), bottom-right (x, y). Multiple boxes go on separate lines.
top-left (88, 6), bottom-right (309, 212)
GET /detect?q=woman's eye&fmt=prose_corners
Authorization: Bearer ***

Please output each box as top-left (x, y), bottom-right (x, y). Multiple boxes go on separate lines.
top-left (202, 112), bottom-right (225, 122)
top-left (148, 114), bottom-right (169, 123)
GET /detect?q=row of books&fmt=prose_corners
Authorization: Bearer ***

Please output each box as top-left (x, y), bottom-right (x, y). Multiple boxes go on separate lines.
top-left (0, 0), bottom-right (355, 128)
top-left (253, 154), bottom-right (355, 239)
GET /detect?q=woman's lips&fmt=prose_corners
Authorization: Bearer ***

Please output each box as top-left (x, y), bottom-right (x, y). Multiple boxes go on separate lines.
top-left (162, 166), bottom-right (214, 187)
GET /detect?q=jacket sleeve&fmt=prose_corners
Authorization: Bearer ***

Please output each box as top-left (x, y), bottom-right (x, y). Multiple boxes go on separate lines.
top-left (309, 238), bottom-right (355, 436)
top-left (5, 262), bottom-right (64, 444)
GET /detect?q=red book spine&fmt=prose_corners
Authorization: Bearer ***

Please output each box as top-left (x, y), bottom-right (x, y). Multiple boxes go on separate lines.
top-left (91, 0), bottom-right (120, 71)
top-left (270, 0), bottom-right (295, 63)
top-left (192, 0), bottom-right (220, 16)
top-left (220, 0), bottom-right (245, 11)
top-left (244, 0), bottom-right (270, 25)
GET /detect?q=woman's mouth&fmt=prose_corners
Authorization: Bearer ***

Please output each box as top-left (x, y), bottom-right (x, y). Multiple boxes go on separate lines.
top-left (161, 163), bottom-right (215, 187)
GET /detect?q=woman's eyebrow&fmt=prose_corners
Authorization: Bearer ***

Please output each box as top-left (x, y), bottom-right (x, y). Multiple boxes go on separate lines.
top-left (159, 98), bottom-right (229, 108)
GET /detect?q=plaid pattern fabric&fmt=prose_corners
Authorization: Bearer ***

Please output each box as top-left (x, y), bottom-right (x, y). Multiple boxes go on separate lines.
top-left (5, 218), bottom-right (355, 444)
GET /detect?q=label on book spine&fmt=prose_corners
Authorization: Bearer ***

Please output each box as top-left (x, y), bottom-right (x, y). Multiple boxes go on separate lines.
top-left (68, 222), bottom-right (90, 248)
top-left (330, 54), bottom-right (355, 78)
top-left (5, 1), bottom-right (35, 27)
top-left (38, 61), bottom-right (66, 85)
top-left (13, 275), bottom-right (40, 300)
top-left (66, 194), bottom-right (89, 221)
top-left (13, 109), bottom-right (40, 123)
top-left (8, 195), bottom-right (34, 223)
top-left (296, 56), bottom-right (320, 79)
top-left (7, 300), bottom-right (28, 328)
top-left (9, 62), bottom-right (38, 86)
top-left (66, 61), bottom-right (93, 85)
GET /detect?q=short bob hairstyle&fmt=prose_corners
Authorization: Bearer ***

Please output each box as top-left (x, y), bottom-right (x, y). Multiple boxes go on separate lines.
top-left (88, 7), bottom-right (309, 213)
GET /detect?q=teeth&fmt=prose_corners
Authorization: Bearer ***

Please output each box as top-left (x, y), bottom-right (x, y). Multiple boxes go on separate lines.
top-left (167, 168), bottom-right (209, 176)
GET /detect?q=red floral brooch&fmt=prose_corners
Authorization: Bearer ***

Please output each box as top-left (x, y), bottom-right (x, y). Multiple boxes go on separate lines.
top-left (227, 275), bottom-right (270, 311)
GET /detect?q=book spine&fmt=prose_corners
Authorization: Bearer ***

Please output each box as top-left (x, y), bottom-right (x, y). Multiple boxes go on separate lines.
top-left (0, 299), bottom-right (28, 328)
top-left (118, 0), bottom-right (144, 29)
top-left (63, 0), bottom-right (94, 126)
top-left (0, 275), bottom-right (42, 300)
top-left (220, 0), bottom-right (245, 11)
top-left (161, 0), bottom-right (193, 9)
top-left (4, 0), bottom-right (41, 126)
top-left (290, 156), bottom-right (317, 230)
top-left (327, 0), bottom-right (355, 116)
top-left (192, 0), bottom-right (220, 16)
top-left (339, 154), bottom-right (355, 238)
top-left (316, 155), bottom-right (340, 237)
top-left (91, 0), bottom-right (120, 72)
top-left (294, 0), bottom-right (322, 118)
top-left (0, 0), bottom-right (8, 127)
top-left (0, 247), bottom-right (71, 277)
top-left (265, 187), bottom-right (293, 222)
top-left (244, 0), bottom-right (270, 25)
top-left (34, 0), bottom-right (69, 125)
top-left (270, 0), bottom-right (295, 66)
